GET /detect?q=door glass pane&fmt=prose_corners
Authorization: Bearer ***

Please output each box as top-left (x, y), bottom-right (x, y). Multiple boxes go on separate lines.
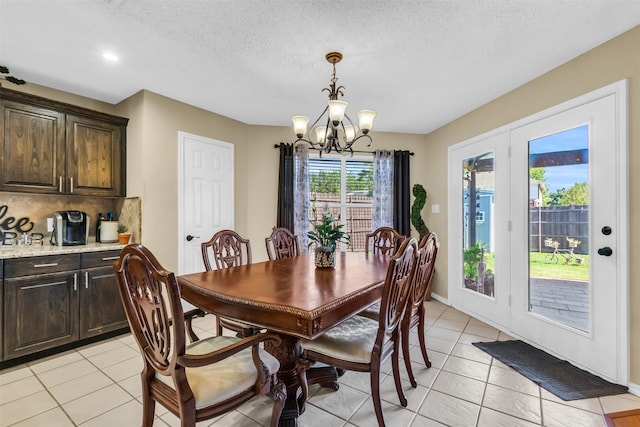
top-left (463, 152), bottom-right (495, 297)
top-left (528, 125), bottom-right (590, 332)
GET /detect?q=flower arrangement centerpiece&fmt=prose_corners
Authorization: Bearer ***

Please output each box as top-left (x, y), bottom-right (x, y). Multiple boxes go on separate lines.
top-left (307, 210), bottom-right (350, 268)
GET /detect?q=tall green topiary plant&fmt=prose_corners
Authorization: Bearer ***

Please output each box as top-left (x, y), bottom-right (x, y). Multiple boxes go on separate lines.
top-left (411, 184), bottom-right (429, 240)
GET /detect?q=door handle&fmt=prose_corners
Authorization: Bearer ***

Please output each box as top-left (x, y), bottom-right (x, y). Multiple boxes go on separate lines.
top-left (186, 235), bottom-right (200, 242)
top-left (597, 247), bottom-right (613, 256)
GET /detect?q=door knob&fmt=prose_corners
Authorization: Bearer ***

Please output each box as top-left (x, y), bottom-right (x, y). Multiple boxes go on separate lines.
top-left (597, 247), bottom-right (613, 256)
top-left (186, 235), bottom-right (199, 241)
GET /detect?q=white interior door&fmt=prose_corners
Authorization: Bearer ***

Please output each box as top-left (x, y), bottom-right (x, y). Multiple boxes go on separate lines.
top-left (178, 132), bottom-right (234, 275)
top-left (449, 81), bottom-right (628, 384)
top-left (510, 93), bottom-right (625, 382)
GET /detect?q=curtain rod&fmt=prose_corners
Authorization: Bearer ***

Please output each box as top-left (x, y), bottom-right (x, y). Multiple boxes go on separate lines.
top-left (273, 144), bottom-right (414, 156)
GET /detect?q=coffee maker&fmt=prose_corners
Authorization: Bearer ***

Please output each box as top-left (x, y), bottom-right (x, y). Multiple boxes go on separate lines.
top-left (51, 211), bottom-right (90, 246)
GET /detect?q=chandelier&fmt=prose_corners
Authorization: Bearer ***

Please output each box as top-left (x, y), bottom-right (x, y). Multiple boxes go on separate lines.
top-left (291, 52), bottom-right (376, 154)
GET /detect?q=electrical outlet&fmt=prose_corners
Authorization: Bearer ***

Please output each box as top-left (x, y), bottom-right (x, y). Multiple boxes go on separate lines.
top-left (431, 204), bottom-right (440, 213)
top-left (47, 217), bottom-right (54, 232)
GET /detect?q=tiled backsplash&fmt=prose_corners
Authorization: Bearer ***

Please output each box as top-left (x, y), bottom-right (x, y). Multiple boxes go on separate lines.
top-left (0, 192), bottom-right (141, 243)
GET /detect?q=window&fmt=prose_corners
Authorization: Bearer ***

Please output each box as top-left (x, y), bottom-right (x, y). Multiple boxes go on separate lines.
top-left (308, 155), bottom-right (373, 251)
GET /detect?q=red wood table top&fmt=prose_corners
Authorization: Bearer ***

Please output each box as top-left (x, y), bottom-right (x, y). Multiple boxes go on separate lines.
top-left (177, 252), bottom-right (389, 339)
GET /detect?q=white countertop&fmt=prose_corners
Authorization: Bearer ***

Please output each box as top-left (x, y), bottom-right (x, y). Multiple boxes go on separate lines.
top-left (0, 242), bottom-right (125, 259)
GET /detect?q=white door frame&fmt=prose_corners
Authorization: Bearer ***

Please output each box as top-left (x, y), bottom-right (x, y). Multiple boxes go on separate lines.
top-left (448, 79), bottom-right (629, 384)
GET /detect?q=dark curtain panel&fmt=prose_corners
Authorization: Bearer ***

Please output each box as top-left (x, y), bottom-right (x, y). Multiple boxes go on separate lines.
top-left (276, 143), bottom-right (295, 232)
top-left (393, 150), bottom-right (411, 237)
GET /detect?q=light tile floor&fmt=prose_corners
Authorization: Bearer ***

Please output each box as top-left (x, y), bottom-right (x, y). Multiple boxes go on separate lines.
top-left (1, 300), bottom-right (639, 426)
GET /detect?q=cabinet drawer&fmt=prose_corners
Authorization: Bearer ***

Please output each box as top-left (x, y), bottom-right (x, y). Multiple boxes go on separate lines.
top-left (81, 250), bottom-right (122, 269)
top-left (4, 254), bottom-right (79, 278)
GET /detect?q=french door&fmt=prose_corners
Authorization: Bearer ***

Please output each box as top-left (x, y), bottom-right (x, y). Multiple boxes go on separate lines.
top-left (449, 81), bottom-right (628, 383)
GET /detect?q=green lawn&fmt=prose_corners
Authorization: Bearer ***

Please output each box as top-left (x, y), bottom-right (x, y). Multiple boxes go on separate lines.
top-left (469, 251), bottom-right (588, 282)
top-left (529, 251), bottom-right (589, 281)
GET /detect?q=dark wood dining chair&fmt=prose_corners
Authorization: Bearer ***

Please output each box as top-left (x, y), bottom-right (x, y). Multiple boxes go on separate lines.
top-left (300, 237), bottom-right (419, 427)
top-left (113, 244), bottom-right (286, 427)
top-left (265, 227), bottom-right (299, 260)
top-left (358, 233), bottom-right (439, 387)
top-left (401, 232), bottom-right (439, 387)
top-left (201, 229), bottom-right (252, 270)
top-left (201, 229), bottom-right (259, 337)
top-left (365, 226), bottom-right (405, 255)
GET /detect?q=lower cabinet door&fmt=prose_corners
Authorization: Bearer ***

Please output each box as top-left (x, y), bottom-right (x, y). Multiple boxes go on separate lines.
top-left (4, 272), bottom-right (79, 359)
top-left (79, 266), bottom-right (128, 339)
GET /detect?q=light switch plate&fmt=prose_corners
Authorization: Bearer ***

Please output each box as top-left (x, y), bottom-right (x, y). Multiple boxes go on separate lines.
top-left (431, 204), bottom-right (440, 213)
top-left (47, 217), bottom-right (54, 232)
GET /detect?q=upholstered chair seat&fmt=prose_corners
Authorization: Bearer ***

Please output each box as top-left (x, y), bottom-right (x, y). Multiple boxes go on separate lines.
top-left (157, 335), bottom-right (280, 409)
top-left (301, 315), bottom-right (379, 364)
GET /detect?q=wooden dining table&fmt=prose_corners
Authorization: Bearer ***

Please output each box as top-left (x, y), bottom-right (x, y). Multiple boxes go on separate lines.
top-left (177, 251), bottom-right (390, 427)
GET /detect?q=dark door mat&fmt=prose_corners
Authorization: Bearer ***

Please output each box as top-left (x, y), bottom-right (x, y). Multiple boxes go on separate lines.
top-left (472, 340), bottom-right (628, 400)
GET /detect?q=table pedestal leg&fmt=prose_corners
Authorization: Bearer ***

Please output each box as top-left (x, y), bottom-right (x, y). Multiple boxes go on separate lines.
top-left (265, 334), bottom-right (306, 427)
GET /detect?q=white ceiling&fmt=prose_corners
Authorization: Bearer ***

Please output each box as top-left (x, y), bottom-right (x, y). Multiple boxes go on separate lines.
top-left (1, 1), bottom-right (639, 135)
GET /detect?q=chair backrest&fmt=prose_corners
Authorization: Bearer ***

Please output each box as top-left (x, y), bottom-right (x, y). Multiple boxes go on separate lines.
top-left (365, 226), bottom-right (405, 255)
top-left (406, 233), bottom-right (438, 319)
top-left (377, 237), bottom-right (418, 345)
top-left (114, 244), bottom-right (186, 375)
top-left (265, 227), bottom-right (299, 260)
top-left (201, 229), bottom-right (252, 270)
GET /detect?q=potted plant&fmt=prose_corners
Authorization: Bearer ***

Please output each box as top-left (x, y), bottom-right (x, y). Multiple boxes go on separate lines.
top-left (117, 224), bottom-right (131, 244)
top-left (307, 210), bottom-right (350, 268)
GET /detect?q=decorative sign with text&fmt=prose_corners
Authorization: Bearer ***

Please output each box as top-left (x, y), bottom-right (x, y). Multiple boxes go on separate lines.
top-left (0, 205), bottom-right (34, 233)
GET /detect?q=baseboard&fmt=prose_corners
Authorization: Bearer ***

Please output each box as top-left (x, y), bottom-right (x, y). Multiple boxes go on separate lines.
top-left (627, 382), bottom-right (640, 397)
top-left (430, 292), bottom-right (449, 306)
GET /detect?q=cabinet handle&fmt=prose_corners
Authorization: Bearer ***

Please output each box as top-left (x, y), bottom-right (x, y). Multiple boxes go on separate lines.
top-left (101, 256), bottom-right (120, 261)
top-left (70, 177), bottom-right (74, 193)
top-left (73, 273), bottom-right (78, 291)
top-left (23, 281), bottom-right (67, 290)
top-left (85, 271), bottom-right (89, 288)
top-left (59, 176), bottom-right (63, 193)
top-left (33, 263), bottom-right (59, 268)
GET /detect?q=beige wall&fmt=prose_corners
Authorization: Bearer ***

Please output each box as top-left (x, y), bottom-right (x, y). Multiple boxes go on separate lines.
top-left (424, 26), bottom-right (639, 383)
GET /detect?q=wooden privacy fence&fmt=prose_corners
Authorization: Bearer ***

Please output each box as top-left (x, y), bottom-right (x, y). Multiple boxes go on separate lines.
top-left (530, 205), bottom-right (589, 254)
top-left (310, 192), bottom-right (373, 251)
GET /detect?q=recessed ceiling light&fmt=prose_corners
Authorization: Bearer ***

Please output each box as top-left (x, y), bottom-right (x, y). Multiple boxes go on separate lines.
top-left (102, 52), bottom-right (119, 62)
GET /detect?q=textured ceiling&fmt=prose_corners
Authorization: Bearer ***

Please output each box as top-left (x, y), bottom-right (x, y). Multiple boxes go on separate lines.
top-left (1, 1), bottom-right (639, 134)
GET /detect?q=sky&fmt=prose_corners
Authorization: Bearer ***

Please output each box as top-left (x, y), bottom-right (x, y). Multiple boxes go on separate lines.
top-left (529, 124), bottom-right (589, 193)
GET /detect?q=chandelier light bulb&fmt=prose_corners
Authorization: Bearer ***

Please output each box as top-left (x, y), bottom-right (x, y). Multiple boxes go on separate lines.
top-left (291, 115), bottom-right (309, 138)
top-left (314, 126), bottom-right (330, 146)
top-left (357, 110), bottom-right (376, 134)
top-left (344, 125), bottom-right (358, 142)
top-left (328, 100), bottom-right (348, 125)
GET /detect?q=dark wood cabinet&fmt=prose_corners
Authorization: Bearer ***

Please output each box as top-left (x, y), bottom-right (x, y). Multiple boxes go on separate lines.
top-left (0, 87), bottom-right (128, 196)
top-left (0, 101), bottom-right (65, 194)
top-left (79, 251), bottom-right (127, 338)
top-left (2, 250), bottom-right (126, 362)
top-left (3, 254), bottom-right (80, 360)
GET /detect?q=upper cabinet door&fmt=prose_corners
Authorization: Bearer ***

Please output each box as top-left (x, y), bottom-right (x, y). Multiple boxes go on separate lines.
top-left (66, 114), bottom-right (123, 197)
top-left (0, 101), bottom-right (66, 194)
